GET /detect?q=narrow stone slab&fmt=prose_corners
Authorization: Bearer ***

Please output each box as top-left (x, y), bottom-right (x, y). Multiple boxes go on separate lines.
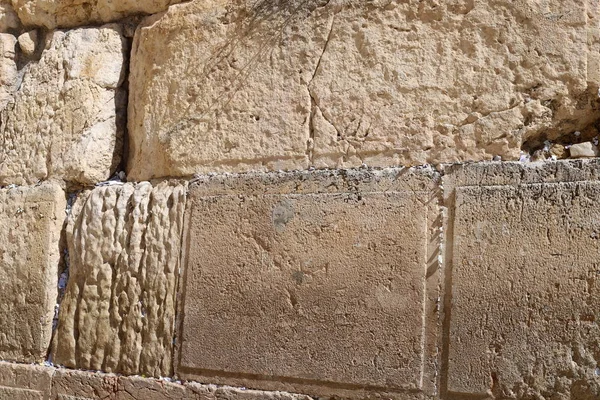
top-left (177, 169), bottom-right (434, 397)
top-left (444, 161), bottom-right (600, 398)
top-left (52, 182), bottom-right (187, 377)
top-left (0, 362), bottom-right (52, 400)
top-left (0, 184), bottom-right (65, 363)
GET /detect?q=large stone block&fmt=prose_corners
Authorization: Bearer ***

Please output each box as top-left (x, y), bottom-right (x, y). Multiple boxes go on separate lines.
top-left (0, 184), bottom-right (65, 363)
top-left (0, 24), bottom-right (127, 186)
top-left (10, 0), bottom-right (184, 29)
top-left (177, 169), bottom-right (437, 398)
top-left (0, 1), bottom-right (19, 32)
top-left (128, 0), bottom-right (600, 180)
top-left (0, 362), bottom-right (53, 400)
top-left (52, 181), bottom-right (187, 377)
top-left (443, 160), bottom-right (600, 398)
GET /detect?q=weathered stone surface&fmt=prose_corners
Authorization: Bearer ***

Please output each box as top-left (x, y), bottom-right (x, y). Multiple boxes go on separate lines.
top-left (128, 0), bottom-right (600, 181)
top-left (52, 181), bottom-right (186, 378)
top-left (0, 24), bottom-right (126, 185)
top-left (11, 0), bottom-right (184, 29)
top-left (52, 365), bottom-right (317, 400)
top-left (0, 1), bottom-right (19, 32)
top-left (570, 141), bottom-right (600, 158)
top-left (0, 184), bottom-right (65, 363)
top-left (0, 362), bottom-right (53, 400)
top-left (17, 30), bottom-right (36, 55)
top-left (177, 169), bottom-right (434, 397)
top-left (0, 32), bottom-right (16, 108)
top-left (443, 161), bottom-right (600, 398)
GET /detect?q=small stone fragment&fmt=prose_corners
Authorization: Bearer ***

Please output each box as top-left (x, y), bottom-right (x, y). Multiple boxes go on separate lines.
top-left (569, 142), bottom-right (600, 158)
top-left (17, 30), bottom-right (37, 56)
top-left (549, 143), bottom-right (566, 159)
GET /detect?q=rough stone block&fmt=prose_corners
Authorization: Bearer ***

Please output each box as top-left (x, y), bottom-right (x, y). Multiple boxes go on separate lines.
top-left (52, 181), bottom-right (187, 377)
top-left (128, 0), bottom-right (600, 180)
top-left (0, 184), bottom-right (65, 363)
top-left (0, 24), bottom-right (127, 185)
top-left (0, 361), bottom-right (53, 400)
top-left (10, 0), bottom-right (184, 29)
top-left (177, 169), bottom-right (436, 398)
top-left (443, 160), bottom-right (600, 398)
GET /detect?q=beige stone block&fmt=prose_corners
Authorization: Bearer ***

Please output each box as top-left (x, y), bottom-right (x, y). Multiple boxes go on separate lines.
top-left (443, 161), bottom-right (600, 398)
top-left (18, 30), bottom-right (37, 56)
top-left (0, 1), bottom-right (19, 32)
top-left (569, 141), bottom-right (600, 158)
top-left (0, 24), bottom-right (127, 185)
top-left (52, 181), bottom-right (187, 377)
top-left (127, 0), bottom-right (599, 180)
top-left (51, 366), bottom-right (316, 400)
top-left (11, 0), bottom-right (184, 29)
top-left (177, 169), bottom-right (436, 398)
top-left (0, 361), bottom-right (52, 400)
top-left (0, 184), bottom-right (65, 363)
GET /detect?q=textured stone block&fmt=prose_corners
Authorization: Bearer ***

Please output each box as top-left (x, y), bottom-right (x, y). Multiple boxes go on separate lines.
top-left (0, 362), bottom-right (52, 400)
top-left (10, 0), bottom-right (184, 29)
top-left (128, 0), bottom-right (600, 180)
top-left (444, 161), bottom-right (600, 398)
top-left (0, 184), bottom-right (65, 363)
top-left (177, 169), bottom-right (435, 397)
top-left (52, 181), bottom-right (186, 377)
top-left (0, 24), bottom-right (127, 185)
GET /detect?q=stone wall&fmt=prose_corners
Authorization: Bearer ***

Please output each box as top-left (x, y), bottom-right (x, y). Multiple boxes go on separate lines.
top-left (1, 1), bottom-right (600, 399)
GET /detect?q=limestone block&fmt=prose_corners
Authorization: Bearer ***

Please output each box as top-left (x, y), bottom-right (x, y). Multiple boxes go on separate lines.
top-left (177, 169), bottom-right (436, 398)
top-left (569, 141), bottom-right (600, 158)
top-left (0, 32), bottom-right (16, 108)
top-left (52, 181), bottom-right (187, 377)
top-left (0, 25), bottom-right (127, 185)
top-left (17, 30), bottom-right (37, 56)
top-left (51, 366), bottom-right (316, 400)
top-left (0, 184), bottom-right (65, 363)
top-left (0, 361), bottom-right (53, 400)
top-left (11, 0), bottom-right (184, 29)
top-left (128, 0), bottom-right (600, 180)
top-left (0, 0), bottom-right (19, 32)
top-left (443, 161), bottom-right (600, 398)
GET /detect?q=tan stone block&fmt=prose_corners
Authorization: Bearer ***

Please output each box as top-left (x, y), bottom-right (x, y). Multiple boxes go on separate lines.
top-left (443, 161), bottom-right (600, 398)
top-left (50, 366), bottom-right (317, 400)
top-left (0, 25), bottom-right (127, 185)
top-left (10, 0), bottom-right (184, 29)
top-left (0, 361), bottom-right (52, 400)
top-left (0, 184), bottom-right (65, 363)
top-left (52, 182), bottom-right (186, 378)
top-left (127, 0), bottom-right (599, 180)
top-left (177, 169), bottom-right (435, 398)
top-left (0, 1), bottom-right (19, 32)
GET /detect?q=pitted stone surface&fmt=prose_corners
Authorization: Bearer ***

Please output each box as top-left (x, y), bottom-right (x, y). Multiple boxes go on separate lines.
top-left (445, 163), bottom-right (600, 398)
top-left (52, 182), bottom-right (186, 377)
top-left (0, 24), bottom-right (127, 185)
top-left (10, 0), bottom-right (184, 29)
top-left (177, 169), bottom-right (433, 396)
top-left (128, 0), bottom-right (600, 180)
top-left (0, 184), bottom-right (65, 363)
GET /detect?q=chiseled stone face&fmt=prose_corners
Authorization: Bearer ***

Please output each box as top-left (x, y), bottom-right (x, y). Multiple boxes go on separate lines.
top-left (10, 0), bottom-right (184, 29)
top-left (128, 0), bottom-right (599, 181)
top-left (0, 24), bottom-right (127, 186)
top-left (445, 163), bottom-right (600, 398)
top-left (52, 182), bottom-right (186, 378)
top-left (177, 170), bottom-right (433, 396)
top-left (0, 184), bottom-right (65, 363)
top-left (0, 362), bottom-right (53, 399)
